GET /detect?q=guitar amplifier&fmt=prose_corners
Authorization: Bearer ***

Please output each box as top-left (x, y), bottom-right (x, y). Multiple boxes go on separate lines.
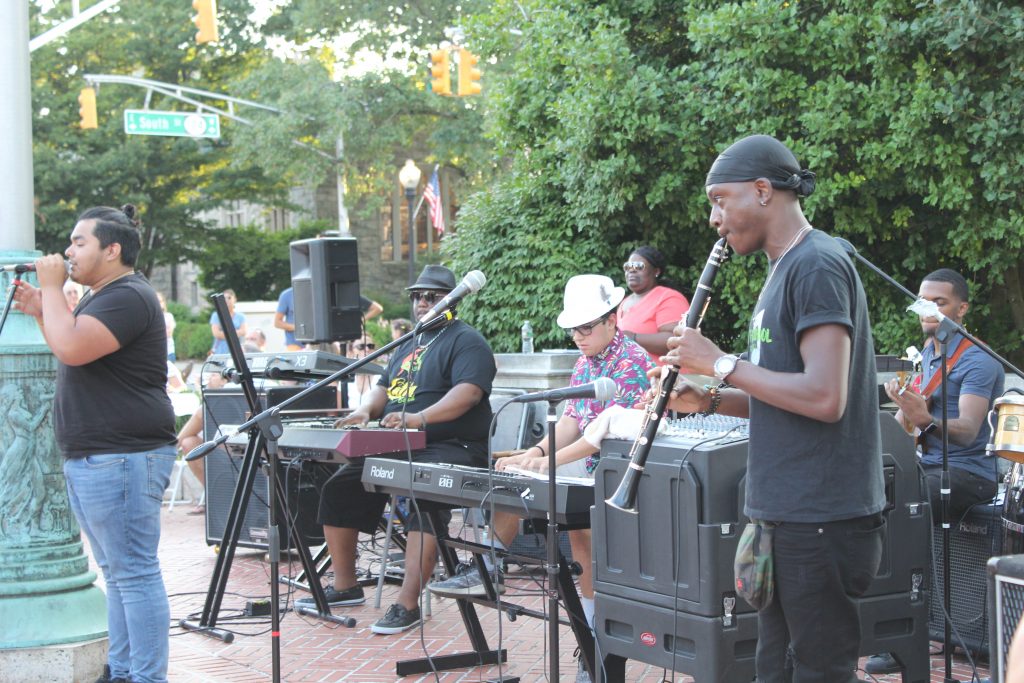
top-left (988, 554), bottom-right (1024, 682)
top-left (203, 386), bottom-right (336, 550)
top-left (929, 500), bottom-right (1003, 655)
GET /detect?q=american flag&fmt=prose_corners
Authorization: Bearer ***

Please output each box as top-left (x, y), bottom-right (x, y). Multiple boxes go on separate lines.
top-left (423, 167), bottom-right (445, 235)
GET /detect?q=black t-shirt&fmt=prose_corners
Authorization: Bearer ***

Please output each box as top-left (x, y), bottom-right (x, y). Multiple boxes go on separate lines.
top-left (743, 229), bottom-right (885, 522)
top-left (377, 319), bottom-right (495, 445)
top-left (54, 273), bottom-right (176, 457)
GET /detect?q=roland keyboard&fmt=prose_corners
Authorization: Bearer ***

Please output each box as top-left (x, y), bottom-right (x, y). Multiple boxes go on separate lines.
top-left (360, 459), bottom-right (595, 526)
top-left (225, 424), bottom-right (426, 465)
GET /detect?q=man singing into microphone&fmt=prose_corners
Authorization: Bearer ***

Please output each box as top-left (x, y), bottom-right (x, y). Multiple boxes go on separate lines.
top-left (429, 274), bottom-right (654, 680)
top-left (297, 264), bottom-right (497, 635)
top-left (663, 135), bottom-right (885, 683)
top-left (13, 205), bottom-right (177, 683)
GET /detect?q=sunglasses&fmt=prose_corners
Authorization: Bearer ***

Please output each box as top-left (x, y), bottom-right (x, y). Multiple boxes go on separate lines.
top-left (565, 313), bottom-right (611, 338)
top-left (623, 261), bottom-right (647, 273)
top-left (409, 290), bottom-right (447, 305)
top-left (353, 342), bottom-right (376, 351)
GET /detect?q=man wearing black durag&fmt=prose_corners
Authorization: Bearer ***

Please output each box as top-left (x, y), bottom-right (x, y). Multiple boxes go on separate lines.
top-left (662, 134), bottom-right (886, 682)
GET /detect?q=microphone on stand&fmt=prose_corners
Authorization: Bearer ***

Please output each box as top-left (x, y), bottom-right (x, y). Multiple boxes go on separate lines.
top-left (2, 261), bottom-right (73, 275)
top-left (511, 377), bottom-right (617, 404)
top-left (413, 270), bottom-right (486, 332)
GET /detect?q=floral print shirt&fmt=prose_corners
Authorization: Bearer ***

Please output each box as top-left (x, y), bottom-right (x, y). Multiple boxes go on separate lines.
top-left (563, 330), bottom-right (655, 473)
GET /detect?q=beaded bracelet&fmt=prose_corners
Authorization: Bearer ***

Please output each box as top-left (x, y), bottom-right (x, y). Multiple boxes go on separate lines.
top-left (701, 383), bottom-right (724, 416)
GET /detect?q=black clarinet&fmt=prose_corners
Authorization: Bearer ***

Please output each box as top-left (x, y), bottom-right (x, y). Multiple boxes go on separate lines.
top-left (605, 237), bottom-right (729, 513)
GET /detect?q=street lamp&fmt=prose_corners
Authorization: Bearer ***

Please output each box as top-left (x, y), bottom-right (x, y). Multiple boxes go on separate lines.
top-left (398, 159), bottom-right (422, 290)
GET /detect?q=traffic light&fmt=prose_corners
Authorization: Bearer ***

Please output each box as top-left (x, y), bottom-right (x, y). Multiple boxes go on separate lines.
top-left (430, 49), bottom-right (451, 96)
top-left (457, 48), bottom-right (482, 97)
top-left (78, 87), bottom-right (97, 129)
top-left (192, 0), bottom-right (219, 44)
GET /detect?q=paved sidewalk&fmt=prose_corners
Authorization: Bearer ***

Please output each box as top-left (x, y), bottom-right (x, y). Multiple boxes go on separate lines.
top-left (87, 507), bottom-right (991, 682)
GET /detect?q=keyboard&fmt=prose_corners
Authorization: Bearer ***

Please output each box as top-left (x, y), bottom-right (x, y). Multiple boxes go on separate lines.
top-left (360, 459), bottom-right (595, 526)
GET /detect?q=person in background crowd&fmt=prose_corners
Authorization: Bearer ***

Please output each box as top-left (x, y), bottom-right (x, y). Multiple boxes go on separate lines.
top-left (13, 204), bottom-right (177, 683)
top-left (274, 287), bottom-right (302, 351)
top-left (390, 318), bottom-right (413, 340)
top-left (175, 371), bottom-right (227, 516)
top-left (156, 292), bottom-right (176, 361)
top-left (209, 289), bottom-right (245, 356)
top-left (617, 245), bottom-right (689, 360)
top-left (63, 279), bottom-right (84, 312)
top-left (244, 328), bottom-right (267, 352)
top-left (663, 134), bottom-right (885, 683)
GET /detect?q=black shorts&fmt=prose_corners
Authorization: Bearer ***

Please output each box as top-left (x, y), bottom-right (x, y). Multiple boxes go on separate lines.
top-left (316, 439), bottom-right (487, 534)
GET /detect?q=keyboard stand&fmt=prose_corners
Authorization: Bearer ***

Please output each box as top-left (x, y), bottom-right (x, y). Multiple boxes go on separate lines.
top-left (390, 516), bottom-right (625, 683)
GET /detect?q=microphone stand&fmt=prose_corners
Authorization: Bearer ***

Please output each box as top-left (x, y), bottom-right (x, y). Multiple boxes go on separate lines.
top-left (542, 399), bottom-right (561, 683)
top-left (838, 238), bottom-right (1024, 683)
top-left (0, 275), bottom-right (19, 340)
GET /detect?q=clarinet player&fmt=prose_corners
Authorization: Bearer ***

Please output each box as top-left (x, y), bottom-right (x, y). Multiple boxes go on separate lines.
top-left (661, 134), bottom-right (886, 683)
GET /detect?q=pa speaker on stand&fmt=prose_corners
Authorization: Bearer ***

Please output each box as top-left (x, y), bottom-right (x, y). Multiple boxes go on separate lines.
top-left (290, 236), bottom-right (362, 343)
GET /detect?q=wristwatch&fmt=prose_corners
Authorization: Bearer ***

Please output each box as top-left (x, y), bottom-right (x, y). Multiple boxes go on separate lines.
top-left (713, 353), bottom-right (740, 381)
top-left (920, 422), bottom-right (939, 437)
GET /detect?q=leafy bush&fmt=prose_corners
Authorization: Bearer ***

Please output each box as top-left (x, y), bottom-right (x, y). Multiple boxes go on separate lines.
top-left (193, 220), bottom-right (332, 301)
top-left (175, 321), bottom-right (213, 360)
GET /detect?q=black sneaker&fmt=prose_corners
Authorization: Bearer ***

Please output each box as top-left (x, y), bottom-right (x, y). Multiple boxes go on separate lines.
top-left (427, 564), bottom-right (505, 597)
top-left (295, 584), bottom-right (365, 609)
top-left (94, 664), bottom-right (128, 683)
top-left (864, 652), bottom-right (901, 674)
top-left (371, 603), bottom-right (422, 634)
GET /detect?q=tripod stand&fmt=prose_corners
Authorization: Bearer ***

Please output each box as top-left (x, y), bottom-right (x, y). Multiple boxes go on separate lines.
top-left (179, 294), bottom-right (354, 683)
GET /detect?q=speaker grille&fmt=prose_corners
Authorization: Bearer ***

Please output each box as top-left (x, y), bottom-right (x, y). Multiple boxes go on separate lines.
top-left (929, 502), bottom-right (1003, 655)
top-left (201, 388), bottom-right (336, 550)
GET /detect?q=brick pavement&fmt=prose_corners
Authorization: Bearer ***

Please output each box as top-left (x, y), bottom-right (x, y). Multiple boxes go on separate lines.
top-left (81, 507), bottom-right (991, 682)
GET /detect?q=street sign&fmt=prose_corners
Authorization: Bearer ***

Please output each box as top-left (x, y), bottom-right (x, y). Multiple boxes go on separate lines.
top-left (123, 109), bottom-right (221, 138)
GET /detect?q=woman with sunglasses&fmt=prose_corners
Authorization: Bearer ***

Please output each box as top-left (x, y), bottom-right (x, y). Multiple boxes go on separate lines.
top-left (617, 245), bottom-right (689, 360)
top-left (344, 336), bottom-right (377, 408)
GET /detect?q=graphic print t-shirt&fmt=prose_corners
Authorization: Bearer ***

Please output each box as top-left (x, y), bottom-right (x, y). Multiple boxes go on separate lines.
top-left (377, 320), bottom-right (496, 444)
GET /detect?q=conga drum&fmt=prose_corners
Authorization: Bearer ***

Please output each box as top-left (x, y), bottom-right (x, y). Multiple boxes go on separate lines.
top-left (990, 395), bottom-right (1024, 463)
top-left (1002, 462), bottom-right (1024, 554)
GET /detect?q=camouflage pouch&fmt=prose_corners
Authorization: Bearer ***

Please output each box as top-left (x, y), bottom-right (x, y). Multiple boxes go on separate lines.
top-left (734, 519), bottom-right (775, 610)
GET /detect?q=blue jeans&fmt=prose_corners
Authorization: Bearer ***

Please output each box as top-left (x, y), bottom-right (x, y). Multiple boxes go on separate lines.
top-left (64, 447), bottom-right (176, 683)
top-left (755, 513), bottom-right (885, 683)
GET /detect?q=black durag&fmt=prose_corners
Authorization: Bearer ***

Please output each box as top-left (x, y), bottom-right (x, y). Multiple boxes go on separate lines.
top-left (705, 134), bottom-right (816, 197)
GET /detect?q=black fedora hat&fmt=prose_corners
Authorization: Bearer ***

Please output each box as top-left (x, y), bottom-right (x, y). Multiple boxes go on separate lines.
top-left (406, 264), bottom-right (456, 291)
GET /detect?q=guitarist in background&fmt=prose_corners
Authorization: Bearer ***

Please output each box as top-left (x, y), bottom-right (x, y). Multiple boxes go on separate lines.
top-left (869, 268), bottom-right (1004, 675)
top-left (885, 268), bottom-right (1003, 518)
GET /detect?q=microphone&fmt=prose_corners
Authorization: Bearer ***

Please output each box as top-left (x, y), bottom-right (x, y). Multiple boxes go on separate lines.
top-left (264, 358), bottom-right (295, 379)
top-left (413, 270), bottom-right (486, 332)
top-left (2, 261), bottom-right (73, 274)
top-left (185, 440), bottom-right (221, 462)
top-left (511, 377), bottom-right (617, 404)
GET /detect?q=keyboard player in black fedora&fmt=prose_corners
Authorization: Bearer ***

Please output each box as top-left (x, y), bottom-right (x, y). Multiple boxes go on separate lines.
top-left (296, 264), bottom-right (497, 635)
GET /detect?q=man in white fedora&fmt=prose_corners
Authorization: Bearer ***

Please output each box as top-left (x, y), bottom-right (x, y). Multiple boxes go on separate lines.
top-left (429, 274), bottom-right (655, 683)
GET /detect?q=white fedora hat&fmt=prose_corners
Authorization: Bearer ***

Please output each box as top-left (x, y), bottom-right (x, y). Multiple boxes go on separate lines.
top-left (556, 274), bottom-right (626, 329)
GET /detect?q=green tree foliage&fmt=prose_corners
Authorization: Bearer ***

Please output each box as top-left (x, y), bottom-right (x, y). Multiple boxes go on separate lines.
top-left (191, 221), bottom-right (327, 301)
top-left (29, 0), bottom-right (288, 276)
top-left (449, 0), bottom-right (1024, 362)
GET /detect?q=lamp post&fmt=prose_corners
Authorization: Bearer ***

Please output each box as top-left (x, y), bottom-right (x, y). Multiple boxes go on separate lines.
top-left (399, 159), bottom-right (422, 291)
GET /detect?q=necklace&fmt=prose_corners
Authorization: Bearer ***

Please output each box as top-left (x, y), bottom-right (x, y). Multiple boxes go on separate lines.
top-left (92, 269), bottom-right (135, 293)
top-left (758, 225), bottom-right (812, 300)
